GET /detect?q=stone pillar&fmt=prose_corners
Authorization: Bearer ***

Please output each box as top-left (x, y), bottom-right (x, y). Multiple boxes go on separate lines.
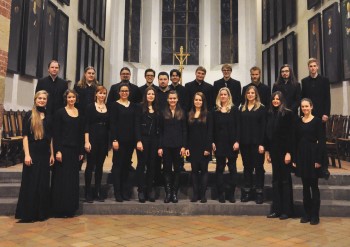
top-left (0, 0), bottom-right (12, 130)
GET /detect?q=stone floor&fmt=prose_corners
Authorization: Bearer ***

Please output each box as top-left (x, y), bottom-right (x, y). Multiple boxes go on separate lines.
top-left (1, 215), bottom-right (350, 246)
top-left (1, 153), bottom-right (350, 246)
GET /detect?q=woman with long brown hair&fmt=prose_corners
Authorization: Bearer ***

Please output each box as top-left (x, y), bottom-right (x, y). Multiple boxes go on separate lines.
top-left (136, 87), bottom-right (160, 202)
top-left (158, 90), bottom-right (187, 203)
top-left (239, 86), bottom-right (266, 204)
top-left (185, 92), bottom-right (212, 203)
top-left (84, 85), bottom-right (109, 202)
top-left (15, 90), bottom-right (54, 222)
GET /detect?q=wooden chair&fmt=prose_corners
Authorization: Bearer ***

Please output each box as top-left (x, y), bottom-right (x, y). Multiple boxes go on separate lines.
top-left (326, 115), bottom-right (346, 168)
top-left (337, 115), bottom-right (350, 162)
top-left (0, 110), bottom-right (24, 167)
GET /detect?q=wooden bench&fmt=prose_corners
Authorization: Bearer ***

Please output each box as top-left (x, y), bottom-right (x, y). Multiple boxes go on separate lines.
top-left (337, 115), bottom-right (350, 162)
top-left (0, 110), bottom-right (26, 167)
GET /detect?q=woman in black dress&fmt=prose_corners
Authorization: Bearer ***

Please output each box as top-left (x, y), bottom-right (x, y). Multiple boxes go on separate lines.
top-left (52, 89), bottom-right (84, 217)
top-left (295, 98), bottom-right (326, 225)
top-left (212, 87), bottom-right (240, 203)
top-left (136, 87), bottom-right (159, 203)
top-left (272, 65), bottom-right (301, 114)
top-left (15, 90), bottom-right (54, 222)
top-left (158, 90), bottom-right (187, 203)
top-left (240, 86), bottom-right (266, 204)
top-left (265, 91), bottom-right (295, 220)
top-left (74, 66), bottom-right (99, 116)
top-left (84, 85), bottom-right (109, 202)
top-left (185, 92), bottom-right (212, 203)
top-left (110, 83), bottom-right (140, 202)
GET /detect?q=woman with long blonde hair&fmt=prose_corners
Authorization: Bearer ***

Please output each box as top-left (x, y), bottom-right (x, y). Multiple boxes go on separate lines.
top-left (212, 87), bottom-right (240, 203)
top-left (15, 90), bottom-right (54, 222)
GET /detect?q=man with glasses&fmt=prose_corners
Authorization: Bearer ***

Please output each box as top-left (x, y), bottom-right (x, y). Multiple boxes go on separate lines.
top-left (214, 64), bottom-right (242, 107)
top-left (139, 68), bottom-right (158, 99)
top-left (169, 69), bottom-right (189, 112)
top-left (107, 67), bottom-right (141, 106)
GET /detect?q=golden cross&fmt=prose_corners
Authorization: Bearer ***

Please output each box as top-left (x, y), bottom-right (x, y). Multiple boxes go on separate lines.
top-left (174, 46), bottom-right (190, 84)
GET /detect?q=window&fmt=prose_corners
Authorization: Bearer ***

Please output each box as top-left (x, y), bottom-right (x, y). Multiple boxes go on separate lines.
top-left (221, 0), bottom-right (238, 64)
top-left (124, 0), bottom-right (141, 62)
top-left (162, 0), bottom-right (199, 65)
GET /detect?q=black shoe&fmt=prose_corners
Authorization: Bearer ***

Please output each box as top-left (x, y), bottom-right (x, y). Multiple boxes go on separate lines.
top-left (255, 194), bottom-right (264, 204)
top-left (241, 194), bottom-right (250, 202)
top-left (172, 192), bottom-right (178, 203)
top-left (148, 189), bottom-right (155, 202)
top-left (229, 197), bottom-right (236, 203)
top-left (191, 193), bottom-right (198, 202)
top-left (138, 192), bottom-right (146, 203)
top-left (219, 194), bottom-right (225, 203)
top-left (164, 193), bottom-right (171, 203)
top-left (267, 212), bottom-right (280, 218)
top-left (279, 214), bottom-right (289, 220)
top-left (300, 216), bottom-right (311, 223)
top-left (95, 188), bottom-right (104, 202)
top-left (310, 217), bottom-right (320, 225)
top-left (115, 194), bottom-right (123, 202)
top-left (200, 197), bottom-right (207, 203)
top-left (122, 192), bottom-right (130, 201)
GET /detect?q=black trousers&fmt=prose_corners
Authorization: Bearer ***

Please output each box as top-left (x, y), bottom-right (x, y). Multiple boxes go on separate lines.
top-left (301, 177), bottom-right (320, 219)
top-left (215, 156), bottom-right (237, 194)
top-left (191, 160), bottom-right (209, 195)
top-left (112, 142), bottom-right (134, 196)
top-left (240, 144), bottom-right (265, 191)
top-left (85, 143), bottom-right (106, 189)
top-left (136, 136), bottom-right (158, 192)
top-left (271, 159), bottom-right (294, 216)
top-left (163, 147), bottom-right (182, 191)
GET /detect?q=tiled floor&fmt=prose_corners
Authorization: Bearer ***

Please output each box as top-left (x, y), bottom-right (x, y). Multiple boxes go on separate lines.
top-left (1, 153), bottom-right (350, 246)
top-left (1, 215), bottom-right (350, 246)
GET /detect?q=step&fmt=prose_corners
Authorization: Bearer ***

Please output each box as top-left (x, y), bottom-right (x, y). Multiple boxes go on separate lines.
top-left (2, 183), bottom-right (350, 201)
top-left (1, 171), bottom-right (350, 186)
top-left (1, 198), bottom-right (350, 217)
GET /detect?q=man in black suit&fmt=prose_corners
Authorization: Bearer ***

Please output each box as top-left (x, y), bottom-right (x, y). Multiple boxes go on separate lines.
top-left (213, 64), bottom-right (241, 107)
top-left (301, 58), bottom-right (331, 122)
top-left (169, 69), bottom-right (189, 112)
top-left (35, 60), bottom-right (68, 115)
top-left (185, 66), bottom-right (214, 110)
top-left (107, 67), bottom-right (141, 106)
top-left (139, 68), bottom-right (158, 99)
top-left (242, 66), bottom-right (271, 107)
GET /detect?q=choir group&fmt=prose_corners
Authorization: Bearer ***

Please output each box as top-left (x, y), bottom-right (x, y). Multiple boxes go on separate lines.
top-left (15, 58), bottom-right (330, 226)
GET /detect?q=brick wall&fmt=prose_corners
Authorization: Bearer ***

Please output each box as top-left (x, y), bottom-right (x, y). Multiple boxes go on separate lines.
top-left (0, 0), bottom-right (11, 19)
top-left (0, 50), bottom-right (8, 77)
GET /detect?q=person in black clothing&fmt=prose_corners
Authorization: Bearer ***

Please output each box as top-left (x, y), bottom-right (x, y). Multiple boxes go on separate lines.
top-left (295, 98), bottom-right (326, 225)
top-left (272, 64), bottom-right (301, 114)
top-left (169, 69), bottom-right (189, 112)
top-left (266, 91), bottom-right (295, 220)
top-left (240, 86), bottom-right (266, 204)
top-left (74, 66), bottom-right (100, 116)
top-left (84, 86), bottom-right (109, 203)
top-left (301, 58), bottom-right (330, 168)
top-left (52, 89), bottom-right (84, 217)
top-left (155, 72), bottom-right (171, 184)
top-left (110, 83), bottom-right (140, 202)
top-left (139, 68), bottom-right (159, 98)
top-left (15, 91), bottom-right (54, 222)
top-left (242, 66), bottom-right (271, 107)
top-left (301, 58), bottom-right (331, 121)
top-left (185, 92), bottom-right (212, 203)
top-left (185, 66), bottom-right (214, 111)
top-left (212, 87), bottom-right (240, 203)
top-left (35, 60), bottom-right (68, 115)
top-left (214, 64), bottom-right (241, 107)
top-left (156, 72), bottom-right (171, 111)
top-left (107, 67), bottom-right (142, 106)
top-left (136, 87), bottom-right (160, 203)
top-left (158, 91), bottom-right (187, 203)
